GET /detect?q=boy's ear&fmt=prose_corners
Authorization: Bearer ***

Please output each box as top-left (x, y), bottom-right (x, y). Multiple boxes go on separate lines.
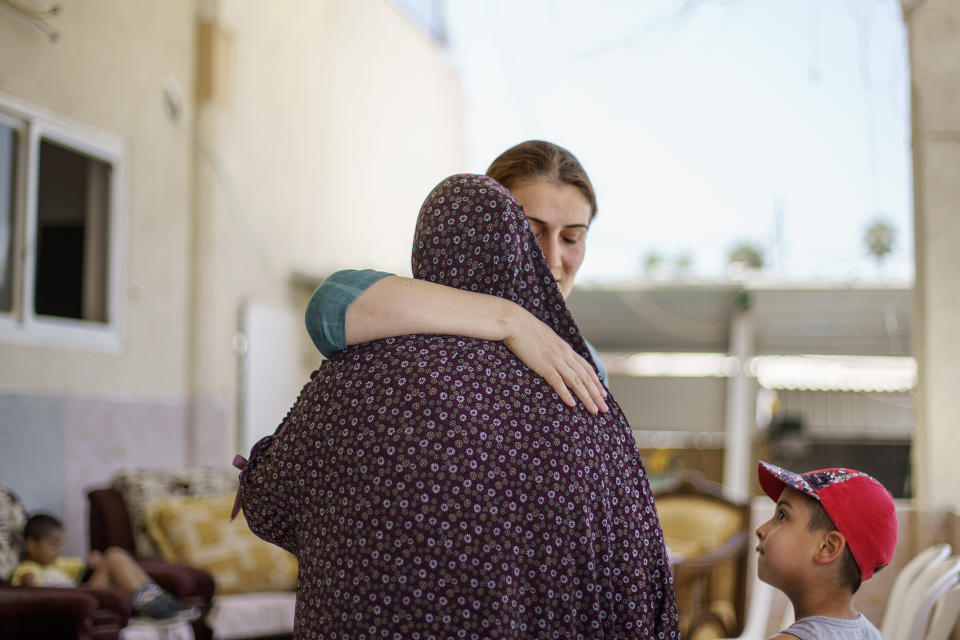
top-left (814, 530), bottom-right (847, 566)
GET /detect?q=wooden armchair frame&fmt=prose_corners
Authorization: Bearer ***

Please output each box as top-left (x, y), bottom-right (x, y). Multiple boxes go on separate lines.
top-left (655, 471), bottom-right (751, 639)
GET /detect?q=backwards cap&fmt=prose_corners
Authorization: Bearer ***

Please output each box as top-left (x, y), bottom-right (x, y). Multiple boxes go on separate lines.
top-left (757, 461), bottom-right (897, 581)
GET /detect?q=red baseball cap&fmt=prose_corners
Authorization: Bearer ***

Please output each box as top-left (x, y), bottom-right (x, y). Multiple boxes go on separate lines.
top-left (758, 461), bottom-right (898, 581)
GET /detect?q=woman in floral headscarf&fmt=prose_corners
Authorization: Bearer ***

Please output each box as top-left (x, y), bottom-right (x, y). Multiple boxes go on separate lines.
top-left (305, 140), bottom-right (610, 415)
top-left (239, 174), bottom-right (678, 639)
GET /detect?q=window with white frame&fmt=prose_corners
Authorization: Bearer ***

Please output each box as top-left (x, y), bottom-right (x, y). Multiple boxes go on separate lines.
top-left (0, 94), bottom-right (124, 350)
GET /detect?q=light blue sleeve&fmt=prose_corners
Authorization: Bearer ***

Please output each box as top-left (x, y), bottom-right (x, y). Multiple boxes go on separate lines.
top-left (583, 339), bottom-right (608, 386)
top-left (305, 269), bottom-right (392, 358)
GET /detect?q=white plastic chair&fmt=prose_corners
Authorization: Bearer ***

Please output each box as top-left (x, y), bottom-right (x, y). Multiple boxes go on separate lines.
top-left (923, 585), bottom-right (960, 640)
top-left (720, 545), bottom-right (957, 640)
top-left (881, 544), bottom-right (952, 640)
top-left (896, 555), bottom-right (960, 640)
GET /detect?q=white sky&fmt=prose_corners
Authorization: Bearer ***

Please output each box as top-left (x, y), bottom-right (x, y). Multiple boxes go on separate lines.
top-left (447, 0), bottom-right (912, 284)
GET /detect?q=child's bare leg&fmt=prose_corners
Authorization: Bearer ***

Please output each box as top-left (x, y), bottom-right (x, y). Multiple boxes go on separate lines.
top-left (85, 547), bottom-right (150, 592)
top-left (85, 547), bottom-right (195, 620)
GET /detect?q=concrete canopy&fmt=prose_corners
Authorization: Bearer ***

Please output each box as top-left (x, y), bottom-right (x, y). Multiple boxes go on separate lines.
top-left (567, 283), bottom-right (912, 357)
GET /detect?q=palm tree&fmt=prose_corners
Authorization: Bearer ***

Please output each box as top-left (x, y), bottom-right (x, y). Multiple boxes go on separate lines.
top-left (643, 251), bottom-right (664, 278)
top-left (864, 219), bottom-right (895, 276)
top-left (674, 253), bottom-right (694, 278)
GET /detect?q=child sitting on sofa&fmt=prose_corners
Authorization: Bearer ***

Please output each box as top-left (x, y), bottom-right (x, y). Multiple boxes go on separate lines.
top-left (11, 513), bottom-right (198, 622)
top-left (755, 461), bottom-right (898, 640)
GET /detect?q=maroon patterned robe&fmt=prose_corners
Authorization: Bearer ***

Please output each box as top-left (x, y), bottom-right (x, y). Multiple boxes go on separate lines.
top-left (240, 174), bottom-right (678, 639)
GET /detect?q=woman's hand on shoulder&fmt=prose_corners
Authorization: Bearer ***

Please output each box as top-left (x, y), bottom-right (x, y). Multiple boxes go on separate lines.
top-left (341, 276), bottom-right (607, 413)
top-left (502, 305), bottom-right (608, 414)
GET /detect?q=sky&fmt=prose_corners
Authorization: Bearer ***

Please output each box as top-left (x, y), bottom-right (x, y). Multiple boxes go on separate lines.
top-left (446, 0), bottom-right (913, 284)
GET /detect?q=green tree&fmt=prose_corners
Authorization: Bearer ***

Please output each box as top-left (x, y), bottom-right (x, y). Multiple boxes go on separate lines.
top-left (728, 242), bottom-right (764, 270)
top-left (864, 219), bottom-right (895, 261)
top-left (864, 219), bottom-right (896, 278)
top-left (643, 251), bottom-right (664, 277)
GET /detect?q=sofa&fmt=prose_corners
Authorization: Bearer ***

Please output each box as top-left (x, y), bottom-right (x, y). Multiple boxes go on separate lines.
top-left (0, 584), bottom-right (131, 640)
top-left (88, 468), bottom-right (296, 640)
top-left (0, 483), bottom-right (130, 640)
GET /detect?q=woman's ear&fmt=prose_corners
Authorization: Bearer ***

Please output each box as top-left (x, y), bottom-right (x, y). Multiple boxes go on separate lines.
top-left (814, 530), bottom-right (847, 566)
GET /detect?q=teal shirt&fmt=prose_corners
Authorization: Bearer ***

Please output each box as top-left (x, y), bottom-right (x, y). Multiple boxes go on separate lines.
top-left (306, 269), bottom-right (608, 385)
top-left (305, 269), bottom-right (392, 359)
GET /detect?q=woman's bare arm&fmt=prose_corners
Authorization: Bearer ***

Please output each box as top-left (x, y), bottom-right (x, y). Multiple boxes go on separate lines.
top-left (345, 276), bottom-right (608, 413)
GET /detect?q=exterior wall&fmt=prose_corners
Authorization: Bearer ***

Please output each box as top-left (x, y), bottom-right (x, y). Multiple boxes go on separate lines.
top-left (189, 0), bottom-right (464, 465)
top-left (0, 0), bottom-right (464, 555)
top-left (0, 1), bottom-right (196, 396)
top-left (0, 392), bottom-right (189, 556)
top-left (905, 0), bottom-right (960, 509)
top-left (299, 0), bottom-right (465, 276)
top-left (609, 375), bottom-right (728, 436)
top-left (0, 1), bottom-right (196, 555)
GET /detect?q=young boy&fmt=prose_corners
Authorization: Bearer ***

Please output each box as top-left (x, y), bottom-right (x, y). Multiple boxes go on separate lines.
top-left (11, 513), bottom-right (199, 622)
top-left (756, 461), bottom-right (898, 640)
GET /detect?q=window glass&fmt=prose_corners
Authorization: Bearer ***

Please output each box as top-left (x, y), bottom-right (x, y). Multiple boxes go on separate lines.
top-left (0, 124), bottom-right (14, 312)
top-left (34, 139), bottom-right (110, 322)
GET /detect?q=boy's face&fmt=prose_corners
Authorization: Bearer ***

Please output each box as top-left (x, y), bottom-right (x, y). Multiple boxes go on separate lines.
top-left (755, 487), bottom-right (824, 592)
top-left (24, 528), bottom-right (63, 566)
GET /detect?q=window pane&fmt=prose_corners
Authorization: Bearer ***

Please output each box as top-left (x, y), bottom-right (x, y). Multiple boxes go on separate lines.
top-left (0, 124), bottom-right (14, 312)
top-left (34, 139), bottom-right (110, 322)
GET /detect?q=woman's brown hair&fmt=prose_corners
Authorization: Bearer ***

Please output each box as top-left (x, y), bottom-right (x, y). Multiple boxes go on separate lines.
top-left (486, 140), bottom-right (598, 220)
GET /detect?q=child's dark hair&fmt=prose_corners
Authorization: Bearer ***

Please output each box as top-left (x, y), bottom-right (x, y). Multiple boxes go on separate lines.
top-left (807, 501), bottom-right (879, 594)
top-left (24, 513), bottom-right (63, 541)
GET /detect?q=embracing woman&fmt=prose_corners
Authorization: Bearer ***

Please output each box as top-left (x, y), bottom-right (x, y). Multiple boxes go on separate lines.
top-left (239, 162), bottom-right (678, 638)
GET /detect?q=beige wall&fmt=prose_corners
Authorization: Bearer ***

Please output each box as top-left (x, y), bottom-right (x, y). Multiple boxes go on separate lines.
top-left (0, 0), bottom-right (463, 401)
top-left (302, 0), bottom-right (465, 277)
top-left (0, 0), bottom-right (196, 397)
top-left (189, 0), bottom-right (464, 462)
top-left (0, 0), bottom-right (464, 552)
top-left (904, 0), bottom-right (960, 510)
top-left (0, 0), bottom-right (197, 556)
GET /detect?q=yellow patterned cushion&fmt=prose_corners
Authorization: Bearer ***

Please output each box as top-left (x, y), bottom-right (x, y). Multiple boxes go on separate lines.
top-left (112, 468), bottom-right (240, 557)
top-left (144, 493), bottom-right (297, 595)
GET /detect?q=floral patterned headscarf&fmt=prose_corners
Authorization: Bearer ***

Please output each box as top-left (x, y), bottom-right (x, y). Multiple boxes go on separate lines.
top-left (240, 174), bottom-right (678, 639)
top-left (411, 174), bottom-right (591, 363)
